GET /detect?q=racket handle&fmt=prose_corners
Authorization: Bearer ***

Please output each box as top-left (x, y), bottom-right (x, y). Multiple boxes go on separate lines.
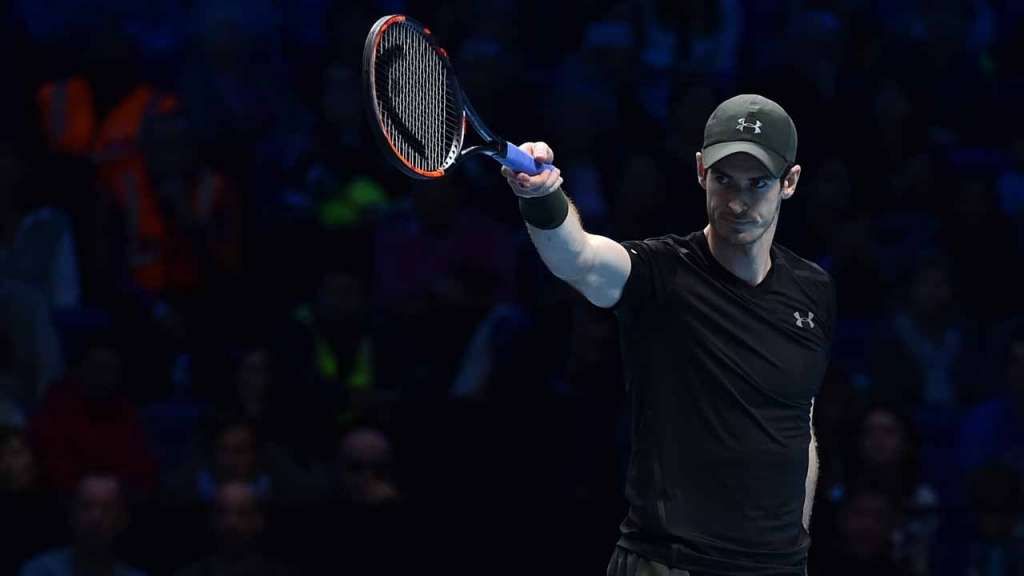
top-left (499, 141), bottom-right (556, 176)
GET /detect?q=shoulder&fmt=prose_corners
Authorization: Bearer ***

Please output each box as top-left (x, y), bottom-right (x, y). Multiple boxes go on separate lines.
top-left (774, 243), bottom-right (836, 303)
top-left (19, 548), bottom-right (72, 575)
top-left (773, 243), bottom-right (833, 286)
top-left (962, 395), bottom-right (1010, 429)
top-left (620, 232), bottom-right (703, 263)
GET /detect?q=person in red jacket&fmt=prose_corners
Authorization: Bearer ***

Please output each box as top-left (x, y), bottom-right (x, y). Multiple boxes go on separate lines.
top-left (28, 330), bottom-right (159, 501)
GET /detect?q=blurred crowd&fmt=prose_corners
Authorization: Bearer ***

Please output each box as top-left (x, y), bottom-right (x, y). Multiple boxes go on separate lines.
top-left (1, 0), bottom-right (1023, 575)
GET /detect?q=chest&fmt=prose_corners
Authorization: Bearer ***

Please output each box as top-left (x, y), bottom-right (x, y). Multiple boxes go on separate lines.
top-left (664, 267), bottom-right (831, 403)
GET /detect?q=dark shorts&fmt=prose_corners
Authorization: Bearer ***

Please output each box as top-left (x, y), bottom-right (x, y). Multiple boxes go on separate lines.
top-left (606, 546), bottom-right (694, 576)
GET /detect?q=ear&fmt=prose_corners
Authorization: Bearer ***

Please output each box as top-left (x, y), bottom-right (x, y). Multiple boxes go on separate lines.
top-left (781, 164), bottom-right (801, 200)
top-left (696, 152), bottom-right (707, 189)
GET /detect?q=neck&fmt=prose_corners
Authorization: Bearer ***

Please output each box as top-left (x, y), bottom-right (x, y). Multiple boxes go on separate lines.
top-left (703, 223), bottom-right (775, 286)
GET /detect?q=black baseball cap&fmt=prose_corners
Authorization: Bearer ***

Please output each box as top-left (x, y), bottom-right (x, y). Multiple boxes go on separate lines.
top-left (701, 94), bottom-right (797, 179)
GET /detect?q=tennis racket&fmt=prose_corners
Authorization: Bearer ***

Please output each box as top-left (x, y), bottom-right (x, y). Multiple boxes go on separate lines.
top-left (361, 14), bottom-right (555, 180)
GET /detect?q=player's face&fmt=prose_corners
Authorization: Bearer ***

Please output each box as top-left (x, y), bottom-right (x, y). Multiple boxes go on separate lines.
top-left (700, 153), bottom-right (795, 246)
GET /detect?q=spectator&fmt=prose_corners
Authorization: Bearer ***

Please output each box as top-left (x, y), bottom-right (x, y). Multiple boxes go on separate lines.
top-left (274, 62), bottom-right (392, 253)
top-left (0, 143), bottom-right (81, 313)
top-left (811, 483), bottom-right (915, 576)
top-left (371, 173), bottom-right (515, 395)
top-left (826, 215), bottom-right (888, 319)
top-left (168, 412), bottom-right (290, 504)
top-left (956, 320), bottom-right (1024, 479)
top-left (609, 153), bottom-right (680, 241)
top-left (283, 269), bottom-right (375, 414)
top-left (97, 110), bottom-right (243, 337)
top-left (174, 481), bottom-right (297, 576)
top-left (218, 344), bottom-right (333, 497)
top-left (28, 331), bottom-right (159, 500)
top-left (0, 426), bottom-right (65, 576)
top-left (32, 24), bottom-right (177, 172)
top-left (811, 366), bottom-right (862, 495)
top-left (334, 426), bottom-right (402, 508)
top-left (0, 276), bottom-right (63, 410)
top-left (449, 236), bottom-right (560, 402)
top-left (305, 425), bottom-right (415, 574)
top-left (938, 176), bottom-right (1023, 326)
top-left (827, 405), bottom-right (939, 576)
top-left (17, 472), bottom-right (147, 576)
top-left (868, 250), bottom-right (982, 409)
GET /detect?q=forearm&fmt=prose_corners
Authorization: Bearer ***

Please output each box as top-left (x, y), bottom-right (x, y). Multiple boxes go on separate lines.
top-left (803, 427), bottom-right (818, 531)
top-left (524, 198), bottom-right (594, 283)
top-left (509, 143), bottom-right (630, 309)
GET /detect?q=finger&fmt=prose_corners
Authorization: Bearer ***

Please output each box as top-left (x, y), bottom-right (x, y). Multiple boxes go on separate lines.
top-left (517, 172), bottom-right (547, 190)
top-left (517, 141), bottom-right (536, 157)
top-left (535, 142), bottom-right (554, 164)
top-left (539, 166), bottom-right (560, 190)
top-left (515, 167), bottom-right (561, 197)
top-left (501, 166), bottom-right (513, 178)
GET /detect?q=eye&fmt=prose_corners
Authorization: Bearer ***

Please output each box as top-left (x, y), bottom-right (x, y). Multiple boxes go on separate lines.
top-left (713, 174), bottom-right (731, 185)
top-left (754, 179), bottom-right (771, 190)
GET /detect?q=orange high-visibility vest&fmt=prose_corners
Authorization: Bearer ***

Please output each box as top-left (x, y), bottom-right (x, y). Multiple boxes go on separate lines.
top-left (37, 77), bottom-right (178, 162)
top-left (109, 162), bottom-right (226, 293)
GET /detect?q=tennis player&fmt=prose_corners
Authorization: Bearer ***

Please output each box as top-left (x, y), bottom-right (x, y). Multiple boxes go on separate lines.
top-left (503, 94), bottom-right (835, 576)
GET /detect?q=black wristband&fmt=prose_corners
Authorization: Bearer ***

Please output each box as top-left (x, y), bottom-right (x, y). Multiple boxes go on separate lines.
top-left (518, 188), bottom-right (569, 230)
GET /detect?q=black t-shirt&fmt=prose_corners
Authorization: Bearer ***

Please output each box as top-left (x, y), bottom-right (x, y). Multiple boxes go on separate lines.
top-left (610, 230), bottom-right (836, 575)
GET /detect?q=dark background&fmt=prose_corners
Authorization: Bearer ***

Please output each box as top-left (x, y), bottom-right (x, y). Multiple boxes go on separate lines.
top-left (2, 0), bottom-right (1024, 575)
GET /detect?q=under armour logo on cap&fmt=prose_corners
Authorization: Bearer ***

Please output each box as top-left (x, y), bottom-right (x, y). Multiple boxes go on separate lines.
top-left (736, 118), bottom-right (762, 134)
top-left (794, 311), bottom-right (815, 328)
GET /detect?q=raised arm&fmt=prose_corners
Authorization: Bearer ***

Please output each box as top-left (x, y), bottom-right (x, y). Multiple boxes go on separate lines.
top-left (502, 142), bottom-right (631, 309)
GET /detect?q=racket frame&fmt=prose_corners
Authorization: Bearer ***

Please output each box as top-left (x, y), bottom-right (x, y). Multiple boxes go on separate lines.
top-left (362, 14), bottom-right (510, 180)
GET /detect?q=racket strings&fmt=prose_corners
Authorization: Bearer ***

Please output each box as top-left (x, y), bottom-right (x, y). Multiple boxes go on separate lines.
top-left (374, 22), bottom-right (461, 173)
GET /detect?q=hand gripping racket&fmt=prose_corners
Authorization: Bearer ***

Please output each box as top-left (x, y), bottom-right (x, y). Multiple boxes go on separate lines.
top-left (361, 14), bottom-right (556, 180)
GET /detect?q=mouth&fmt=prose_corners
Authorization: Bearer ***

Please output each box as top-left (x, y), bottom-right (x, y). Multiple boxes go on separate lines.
top-left (719, 216), bottom-right (756, 227)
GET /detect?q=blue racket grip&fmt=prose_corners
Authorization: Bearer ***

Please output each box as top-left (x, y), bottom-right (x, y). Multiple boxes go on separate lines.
top-left (500, 141), bottom-right (556, 176)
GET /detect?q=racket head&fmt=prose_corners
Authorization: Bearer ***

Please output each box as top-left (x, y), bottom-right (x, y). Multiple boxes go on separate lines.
top-left (362, 14), bottom-right (467, 180)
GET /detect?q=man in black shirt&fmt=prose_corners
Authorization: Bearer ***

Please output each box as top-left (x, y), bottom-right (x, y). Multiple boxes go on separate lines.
top-left (503, 94), bottom-right (835, 575)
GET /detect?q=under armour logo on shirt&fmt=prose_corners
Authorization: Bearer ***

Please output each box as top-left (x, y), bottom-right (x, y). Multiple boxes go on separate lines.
top-left (794, 312), bottom-right (815, 329)
top-left (736, 118), bottom-right (762, 133)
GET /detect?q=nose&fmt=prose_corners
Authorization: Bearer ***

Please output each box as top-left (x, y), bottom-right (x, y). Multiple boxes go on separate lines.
top-left (727, 199), bottom-right (745, 215)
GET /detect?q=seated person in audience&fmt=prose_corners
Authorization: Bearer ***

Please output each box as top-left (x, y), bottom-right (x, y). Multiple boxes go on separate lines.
top-left (825, 404), bottom-right (938, 576)
top-left (213, 345), bottom-right (334, 502)
top-left (304, 425), bottom-right (411, 574)
top-left (811, 482), bottom-right (915, 576)
top-left (868, 250), bottom-right (982, 409)
top-left (371, 173), bottom-right (515, 394)
top-left (282, 268), bottom-right (377, 421)
top-left (174, 481), bottom-right (297, 576)
top-left (334, 426), bottom-right (402, 508)
top-left (0, 145), bottom-right (82, 314)
top-left (0, 276), bottom-right (63, 411)
top-left (29, 331), bottom-right (159, 500)
top-left (167, 412), bottom-right (279, 503)
top-left (957, 322), bottom-right (1024, 479)
top-left (18, 472), bottom-right (148, 576)
top-left (0, 426), bottom-right (65, 576)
